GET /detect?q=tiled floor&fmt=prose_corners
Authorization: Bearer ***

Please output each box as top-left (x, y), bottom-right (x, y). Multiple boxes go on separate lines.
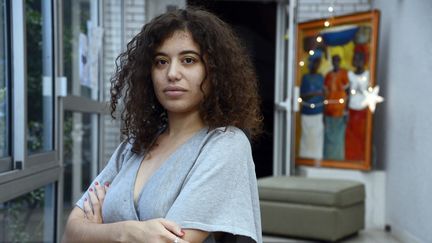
top-left (263, 229), bottom-right (403, 243)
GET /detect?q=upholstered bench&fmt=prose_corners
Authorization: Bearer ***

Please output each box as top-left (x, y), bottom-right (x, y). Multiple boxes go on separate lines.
top-left (258, 176), bottom-right (365, 242)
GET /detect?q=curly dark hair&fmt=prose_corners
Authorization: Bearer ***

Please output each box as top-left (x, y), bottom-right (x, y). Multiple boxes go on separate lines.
top-left (110, 8), bottom-right (262, 153)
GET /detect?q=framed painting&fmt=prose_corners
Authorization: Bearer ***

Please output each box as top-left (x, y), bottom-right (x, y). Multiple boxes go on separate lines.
top-left (294, 10), bottom-right (380, 170)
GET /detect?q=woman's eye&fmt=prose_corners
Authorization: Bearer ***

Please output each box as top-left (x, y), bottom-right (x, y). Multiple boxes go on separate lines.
top-left (155, 59), bottom-right (168, 66)
top-left (183, 57), bottom-right (195, 64)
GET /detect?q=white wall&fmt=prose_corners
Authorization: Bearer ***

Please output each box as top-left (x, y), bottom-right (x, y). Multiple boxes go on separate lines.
top-left (372, 1), bottom-right (432, 242)
top-left (297, 0), bottom-right (371, 23)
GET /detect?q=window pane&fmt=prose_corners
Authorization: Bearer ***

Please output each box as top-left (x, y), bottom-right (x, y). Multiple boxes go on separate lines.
top-left (0, 0), bottom-right (8, 158)
top-left (0, 184), bottom-right (55, 242)
top-left (62, 111), bottom-right (98, 227)
top-left (26, 0), bottom-right (54, 154)
top-left (63, 0), bottom-right (100, 100)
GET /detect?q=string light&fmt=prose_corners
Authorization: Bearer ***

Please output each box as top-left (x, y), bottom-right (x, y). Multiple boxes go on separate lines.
top-left (309, 50), bottom-right (315, 55)
top-left (299, 61), bottom-right (305, 67)
top-left (298, 98), bottom-right (347, 109)
top-left (324, 0), bottom-right (335, 28)
top-left (328, 0), bottom-right (336, 14)
top-left (297, 86), bottom-right (384, 112)
top-left (316, 36), bottom-right (322, 43)
top-left (351, 89), bottom-right (356, 95)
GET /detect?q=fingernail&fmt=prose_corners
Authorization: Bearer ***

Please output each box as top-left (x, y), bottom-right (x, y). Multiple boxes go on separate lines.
top-left (104, 182), bottom-right (110, 187)
top-left (84, 198), bottom-right (87, 201)
top-left (95, 181), bottom-right (99, 186)
top-left (181, 230), bottom-right (185, 235)
top-left (89, 188), bottom-right (93, 192)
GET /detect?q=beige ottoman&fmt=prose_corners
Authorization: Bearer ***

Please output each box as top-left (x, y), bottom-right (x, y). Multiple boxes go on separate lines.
top-left (258, 176), bottom-right (365, 242)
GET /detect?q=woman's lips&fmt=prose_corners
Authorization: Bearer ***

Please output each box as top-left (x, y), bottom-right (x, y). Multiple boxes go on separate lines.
top-left (163, 87), bottom-right (187, 97)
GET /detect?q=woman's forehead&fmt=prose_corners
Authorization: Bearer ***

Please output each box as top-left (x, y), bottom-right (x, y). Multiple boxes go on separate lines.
top-left (155, 30), bottom-right (201, 54)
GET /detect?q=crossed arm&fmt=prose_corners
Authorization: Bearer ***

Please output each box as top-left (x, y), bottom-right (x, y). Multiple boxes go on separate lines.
top-left (62, 182), bottom-right (209, 243)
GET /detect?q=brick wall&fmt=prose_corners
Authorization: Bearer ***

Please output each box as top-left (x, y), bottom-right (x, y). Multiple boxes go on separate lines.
top-left (102, 0), bottom-right (124, 163)
top-left (102, 0), bottom-right (147, 163)
top-left (297, 0), bottom-right (372, 23)
top-left (124, 0), bottom-right (146, 45)
top-left (145, 0), bottom-right (186, 23)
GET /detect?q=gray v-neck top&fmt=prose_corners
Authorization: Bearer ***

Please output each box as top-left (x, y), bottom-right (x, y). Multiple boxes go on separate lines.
top-left (76, 126), bottom-right (262, 243)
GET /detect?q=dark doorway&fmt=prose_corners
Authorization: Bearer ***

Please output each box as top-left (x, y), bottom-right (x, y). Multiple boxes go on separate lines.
top-left (187, 0), bottom-right (276, 178)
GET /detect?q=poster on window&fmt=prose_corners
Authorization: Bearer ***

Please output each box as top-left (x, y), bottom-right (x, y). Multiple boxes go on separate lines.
top-left (79, 33), bottom-right (90, 88)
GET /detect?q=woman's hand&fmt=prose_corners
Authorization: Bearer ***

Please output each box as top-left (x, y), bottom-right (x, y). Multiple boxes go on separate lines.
top-left (83, 181), bottom-right (109, 224)
top-left (121, 218), bottom-right (189, 243)
top-left (82, 182), bottom-right (189, 242)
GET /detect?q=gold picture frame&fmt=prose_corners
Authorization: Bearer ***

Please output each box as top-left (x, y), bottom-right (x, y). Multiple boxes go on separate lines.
top-left (295, 10), bottom-right (380, 170)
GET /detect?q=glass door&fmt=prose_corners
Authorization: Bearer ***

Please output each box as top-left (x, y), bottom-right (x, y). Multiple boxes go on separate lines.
top-left (273, 0), bottom-right (298, 176)
top-left (57, 0), bottom-right (103, 239)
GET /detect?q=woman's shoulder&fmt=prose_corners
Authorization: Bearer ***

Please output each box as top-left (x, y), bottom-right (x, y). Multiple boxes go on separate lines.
top-left (117, 139), bottom-right (134, 155)
top-left (109, 139), bottom-right (138, 166)
top-left (206, 126), bottom-right (250, 144)
top-left (191, 126), bottom-right (254, 172)
top-left (199, 126), bottom-right (252, 156)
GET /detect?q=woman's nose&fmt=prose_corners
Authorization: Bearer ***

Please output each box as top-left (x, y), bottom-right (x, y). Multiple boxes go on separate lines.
top-left (167, 61), bottom-right (182, 82)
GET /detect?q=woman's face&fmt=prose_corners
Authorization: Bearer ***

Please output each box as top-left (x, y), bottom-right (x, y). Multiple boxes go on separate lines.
top-left (151, 30), bottom-right (208, 115)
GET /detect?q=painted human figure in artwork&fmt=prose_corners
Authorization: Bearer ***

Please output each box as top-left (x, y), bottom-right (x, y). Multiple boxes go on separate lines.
top-left (323, 54), bottom-right (349, 160)
top-left (299, 50), bottom-right (325, 160)
top-left (345, 48), bottom-right (369, 161)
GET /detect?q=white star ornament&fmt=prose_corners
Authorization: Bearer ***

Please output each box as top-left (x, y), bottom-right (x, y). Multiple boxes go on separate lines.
top-left (362, 86), bottom-right (384, 113)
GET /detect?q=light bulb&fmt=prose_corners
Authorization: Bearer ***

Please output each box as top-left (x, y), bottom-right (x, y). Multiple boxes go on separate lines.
top-left (324, 21), bottom-right (330, 27)
top-left (298, 97), bottom-right (303, 103)
top-left (316, 36), bottom-right (322, 43)
top-left (339, 98), bottom-right (344, 104)
top-left (299, 61), bottom-right (305, 67)
top-left (310, 104), bottom-right (315, 109)
top-left (328, 6), bottom-right (334, 12)
top-left (351, 89), bottom-right (356, 95)
top-left (309, 50), bottom-right (315, 56)
top-left (324, 100), bottom-right (329, 105)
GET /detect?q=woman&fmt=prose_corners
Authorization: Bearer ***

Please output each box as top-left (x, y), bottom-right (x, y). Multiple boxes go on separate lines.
top-left (345, 49), bottom-right (369, 161)
top-left (63, 8), bottom-right (263, 243)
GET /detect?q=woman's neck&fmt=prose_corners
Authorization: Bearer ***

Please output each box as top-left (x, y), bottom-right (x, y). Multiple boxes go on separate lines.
top-left (165, 110), bottom-right (205, 138)
top-left (355, 67), bottom-right (365, 75)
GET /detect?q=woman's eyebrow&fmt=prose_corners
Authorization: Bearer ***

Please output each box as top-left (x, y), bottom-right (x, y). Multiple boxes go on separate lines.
top-left (154, 50), bottom-right (200, 57)
top-left (154, 52), bottom-right (168, 57)
top-left (179, 50), bottom-right (201, 56)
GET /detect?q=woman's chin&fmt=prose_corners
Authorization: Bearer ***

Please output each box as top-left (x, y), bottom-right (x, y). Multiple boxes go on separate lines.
top-left (164, 106), bottom-right (199, 116)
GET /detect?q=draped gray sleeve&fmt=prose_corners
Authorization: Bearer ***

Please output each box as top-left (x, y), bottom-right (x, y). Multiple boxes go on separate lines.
top-left (165, 127), bottom-right (262, 243)
top-left (75, 141), bottom-right (132, 209)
